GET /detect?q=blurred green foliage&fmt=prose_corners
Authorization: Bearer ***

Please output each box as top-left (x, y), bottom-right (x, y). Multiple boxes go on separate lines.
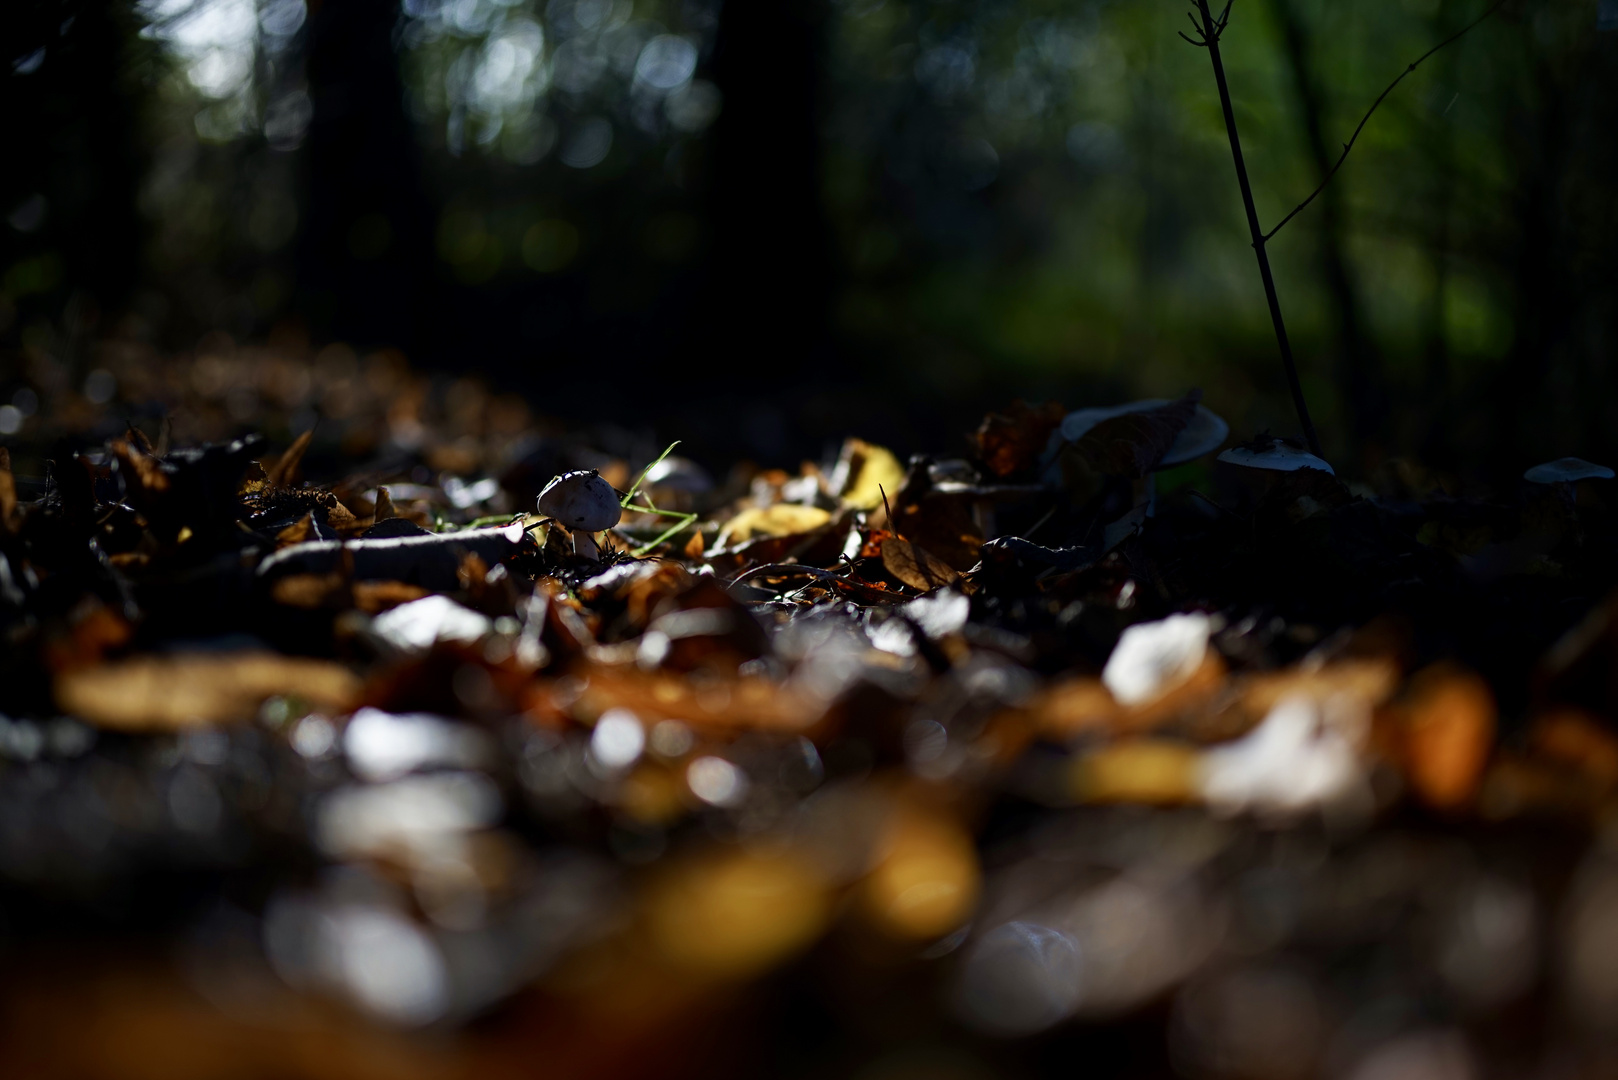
top-left (2, 0), bottom-right (1616, 474)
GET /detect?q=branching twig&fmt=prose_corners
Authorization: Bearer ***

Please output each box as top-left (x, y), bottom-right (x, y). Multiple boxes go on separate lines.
top-left (1179, 0), bottom-right (1233, 45)
top-left (1185, 0), bottom-right (1324, 457)
top-left (1262, 0), bottom-right (1509, 242)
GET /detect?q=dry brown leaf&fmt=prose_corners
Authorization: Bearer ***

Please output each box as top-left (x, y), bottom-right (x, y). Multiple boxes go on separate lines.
top-left (893, 495), bottom-right (983, 571)
top-left (374, 485), bottom-right (397, 521)
top-left (272, 573), bottom-right (430, 613)
top-left (1530, 708), bottom-right (1618, 786)
top-left (881, 537), bottom-right (958, 592)
top-left (41, 602), bottom-right (133, 673)
top-left (353, 580), bottom-right (433, 613)
top-left (1072, 739), bottom-right (1201, 805)
top-left (527, 665), bottom-right (827, 735)
top-left (642, 846), bottom-right (831, 979)
top-left (264, 429), bottom-right (313, 489)
top-left (1029, 653), bottom-right (1228, 741)
top-left (973, 399), bottom-right (1066, 479)
top-left (55, 652), bottom-right (362, 730)
top-left (457, 552), bottom-right (491, 593)
top-left (1028, 677), bottom-right (1118, 738)
top-left (109, 438), bottom-right (170, 499)
top-left (0, 447), bottom-right (16, 532)
top-left (708, 523), bottom-right (851, 573)
top-left (325, 498), bottom-right (362, 535)
top-left (1073, 391), bottom-right (1200, 478)
top-left (1399, 665), bottom-right (1496, 810)
top-left (853, 799), bottom-right (980, 941)
top-left (616, 762), bottom-right (688, 826)
top-left (276, 511), bottom-right (315, 547)
top-left (0, 957), bottom-right (458, 1080)
top-left (1240, 657), bottom-right (1401, 716)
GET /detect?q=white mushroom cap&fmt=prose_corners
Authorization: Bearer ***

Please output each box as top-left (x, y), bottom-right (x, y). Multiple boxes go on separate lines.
top-left (1524, 457), bottom-right (1615, 484)
top-left (537, 470), bottom-right (622, 531)
top-left (1057, 399), bottom-right (1230, 469)
top-left (1217, 439), bottom-right (1334, 475)
top-left (1161, 405), bottom-right (1231, 466)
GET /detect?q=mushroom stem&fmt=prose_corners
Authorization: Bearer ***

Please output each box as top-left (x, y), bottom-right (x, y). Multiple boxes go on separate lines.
top-left (574, 531), bottom-right (602, 561)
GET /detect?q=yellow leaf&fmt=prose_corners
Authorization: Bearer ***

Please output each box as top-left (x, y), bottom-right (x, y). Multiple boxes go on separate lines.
top-left (716, 504), bottom-right (831, 546)
top-left (837, 438), bottom-right (905, 511)
top-left (1072, 740), bottom-right (1201, 804)
top-left (643, 848), bottom-right (830, 979)
top-left (56, 652), bottom-right (362, 731)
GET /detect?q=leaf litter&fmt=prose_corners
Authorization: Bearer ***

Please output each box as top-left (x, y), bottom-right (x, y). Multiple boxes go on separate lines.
top-left (4, 355), bottom-right (1618, 1078)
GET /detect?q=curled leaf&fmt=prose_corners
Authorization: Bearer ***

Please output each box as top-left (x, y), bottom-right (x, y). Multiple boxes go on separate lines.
top-left (264, 429), bottom-right (314, 489)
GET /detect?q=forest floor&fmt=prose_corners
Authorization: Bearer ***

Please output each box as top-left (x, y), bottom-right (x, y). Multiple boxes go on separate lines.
top-left (3, 347), bottom-right (1618, 1080)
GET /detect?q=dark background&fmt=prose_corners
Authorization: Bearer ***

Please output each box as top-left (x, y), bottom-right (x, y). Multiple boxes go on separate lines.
top-left (2, 0), bottom-right (1617, 476)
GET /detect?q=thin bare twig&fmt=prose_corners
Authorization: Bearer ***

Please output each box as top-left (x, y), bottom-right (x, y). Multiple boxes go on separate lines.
top-left (1186, 0), bottom-right (1324, 456)
top-left (1180, 0), bottom-right (1233, 45)
top-left (1263, 0), bottom-right (1510, 242)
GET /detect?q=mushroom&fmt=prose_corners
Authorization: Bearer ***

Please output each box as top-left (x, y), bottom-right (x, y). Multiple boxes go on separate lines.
top-left (1056, 399), bottom-right (1231, 468)
top-left (1524, 458), bottom-right (1614, 484)
top-left (537, 469), bottom-right (622, 559)
top-left (1048, 398), bottom-right (1231, 515)
top-left (1524, 457), bottom-right (1614, 512)
top-left (1216, 439), bottom-right (1334, 475)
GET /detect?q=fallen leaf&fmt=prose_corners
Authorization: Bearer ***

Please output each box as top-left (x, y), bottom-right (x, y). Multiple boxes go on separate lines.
top-left (325, 498), bottom-right (362, 535)
top-left (1029, 652), bottom-right (1227, 741)
top-left (527, 666), bottom-right (828, 735)
top-left (109, 438), bottom-right (170, 499)
top-left (1240, 657), bottom-right (1401, 716)
top-left (881, 537), bottom-right (958, 591)
top-left (41, 602), bottom-right (133, 672)
top-left (0, 447), bottom-right (16, 531)
top-left (973, 399), bottom-right (1065, 479)
top-left (1028, 677), bottom-right (1119, 739)
top-left (616, 762), bottom-right (688, 826)
top-left (642, 847), bottom-right (831, 979)
top-left (892, 494), bottom-right (983, 571)
top-left (834, 438), bottom-right (905, 511)
top-left (1072, 740), bottom-right (1201, 805)
top-left (277, 511), bottom-right (315, 547)
top-left (55, 652), bottom-right (362, 730)
top-left (1072, 391), bottom-right (1200, 478)
top-left (715, 504), bottom-right (832, 547)
top-left (1530, 708), bottom-right (1618, 786)
top-left (264, 428), bottom-right (313, 489)
top-left (1399, 665), bottom-right (1496, 810)
top-left (854, 800), bottom-right (980, 941)
top-left (271, 574), bottom-right (430, 613)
